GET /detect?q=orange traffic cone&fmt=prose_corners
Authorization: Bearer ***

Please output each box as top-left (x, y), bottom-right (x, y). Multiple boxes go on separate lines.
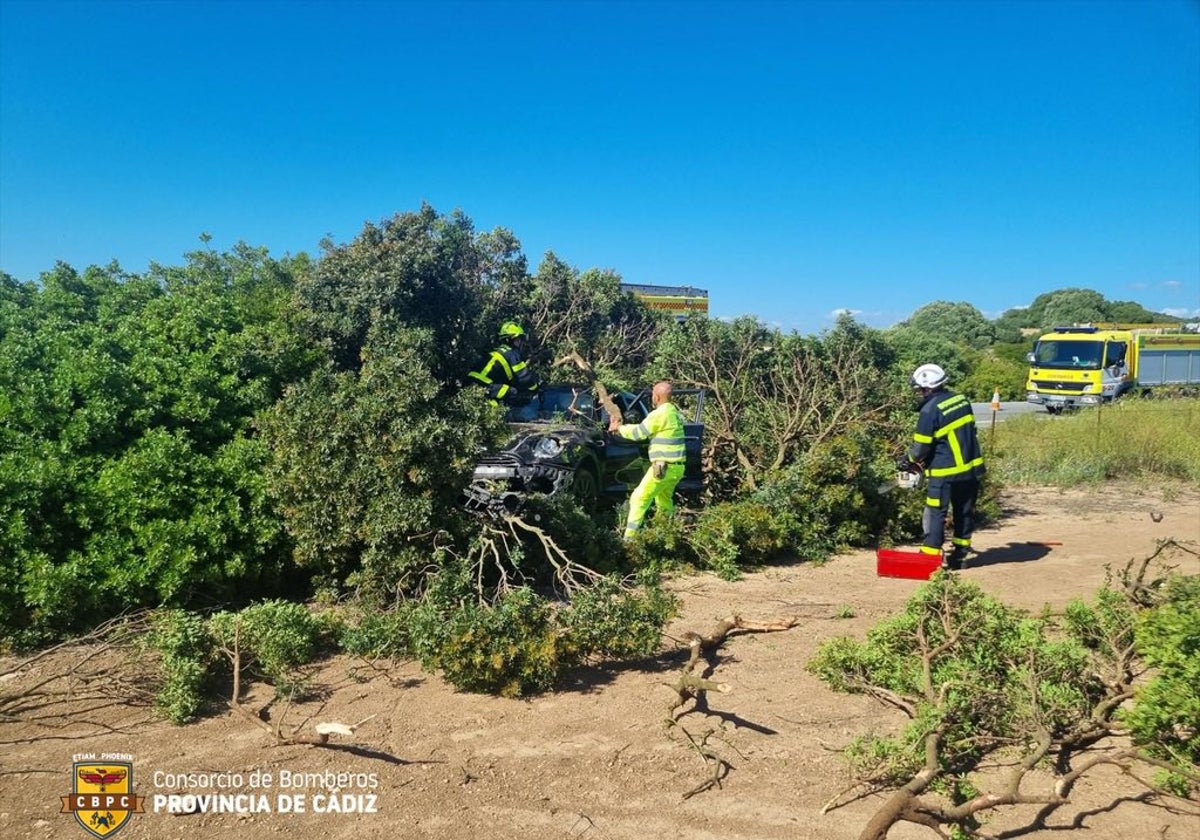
top-left (990, 388), bottom-right (1002, 411)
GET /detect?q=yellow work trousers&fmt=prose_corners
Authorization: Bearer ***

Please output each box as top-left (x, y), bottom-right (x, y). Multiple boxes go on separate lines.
top-left (625, 462), bottom-right (686, 540)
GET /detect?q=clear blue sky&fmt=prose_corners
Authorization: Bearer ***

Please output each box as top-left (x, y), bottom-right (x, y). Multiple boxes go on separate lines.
top-left (2, 0), bottom-right (1197, 334)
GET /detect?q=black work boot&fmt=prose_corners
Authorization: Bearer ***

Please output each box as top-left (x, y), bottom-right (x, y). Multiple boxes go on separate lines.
top-left (943, 547), bottom-right (968, 571)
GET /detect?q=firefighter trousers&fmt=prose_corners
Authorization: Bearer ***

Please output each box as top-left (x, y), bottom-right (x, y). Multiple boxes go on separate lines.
top-left (920, 477), bottom-right (979, 558)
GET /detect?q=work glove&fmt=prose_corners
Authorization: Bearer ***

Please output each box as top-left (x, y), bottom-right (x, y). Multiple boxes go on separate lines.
top-left (896, 456), bottom-right (920, 474)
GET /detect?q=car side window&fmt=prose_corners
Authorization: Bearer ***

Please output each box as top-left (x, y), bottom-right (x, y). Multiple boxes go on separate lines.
top-left (570, 390), bottom-right (595, 420)
top-left (620, 393), bottom-right (648, 424)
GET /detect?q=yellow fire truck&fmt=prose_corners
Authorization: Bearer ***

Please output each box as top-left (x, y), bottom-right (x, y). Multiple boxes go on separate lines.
top-left (1025, 323), bottom-right (1200, 413)
top-left (620, 283), bottom-right (708, 321)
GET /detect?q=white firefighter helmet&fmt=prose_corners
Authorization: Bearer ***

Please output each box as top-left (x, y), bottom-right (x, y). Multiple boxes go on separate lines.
top-left (910, 363), bottom-right (948, 389)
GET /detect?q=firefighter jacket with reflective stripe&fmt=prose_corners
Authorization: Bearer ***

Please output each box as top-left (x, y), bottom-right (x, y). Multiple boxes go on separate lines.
top-left (468, 343), bottom-right (539, 402)
top-left (908, 388), bottom-right (985, 481)
top-left (615, 402), bottom-right (687, 463)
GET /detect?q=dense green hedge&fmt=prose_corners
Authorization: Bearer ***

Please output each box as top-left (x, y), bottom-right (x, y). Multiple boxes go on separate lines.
top-left (1, 250), bottom-right (316, 646)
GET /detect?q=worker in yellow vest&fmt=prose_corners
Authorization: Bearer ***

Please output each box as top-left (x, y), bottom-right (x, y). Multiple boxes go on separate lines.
top-left (609, 381), bottom-right (687, 540)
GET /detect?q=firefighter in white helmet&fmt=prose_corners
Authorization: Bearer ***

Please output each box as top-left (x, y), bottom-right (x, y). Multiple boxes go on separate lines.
top-left (900, 364), bottom-right (986, 570)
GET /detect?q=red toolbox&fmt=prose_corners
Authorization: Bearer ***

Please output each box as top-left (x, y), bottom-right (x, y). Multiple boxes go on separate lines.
top-left (876, 548), bottom-right (941, 580)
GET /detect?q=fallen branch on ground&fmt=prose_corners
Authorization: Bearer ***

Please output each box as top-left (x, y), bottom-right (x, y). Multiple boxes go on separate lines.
top-left (0, 613), bottom-right (158, 742)
top-left (811, 543), bottom-right (1200, 840)
top-left (664, 614), bottom-right (800, 798)
top-left (220, 628), bottom-right (405, 765)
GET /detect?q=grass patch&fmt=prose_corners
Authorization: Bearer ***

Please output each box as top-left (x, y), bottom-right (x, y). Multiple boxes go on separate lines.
top-left (987, 398), bottom-right (1200, 486)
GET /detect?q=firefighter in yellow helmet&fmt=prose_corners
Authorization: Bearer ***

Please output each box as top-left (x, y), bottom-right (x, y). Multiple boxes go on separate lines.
top-left (609, 381), bottom-right (687, 540)
top-left (469, 322), bottom-right (540, 404)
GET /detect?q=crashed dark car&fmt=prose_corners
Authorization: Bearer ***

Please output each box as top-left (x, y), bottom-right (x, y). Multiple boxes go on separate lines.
top-left (464, 384), bottom-right (704, 515)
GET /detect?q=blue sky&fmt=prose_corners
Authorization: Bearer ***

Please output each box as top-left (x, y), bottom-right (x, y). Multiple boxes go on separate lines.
top-left (2, 0), bottom-right (1197, 334)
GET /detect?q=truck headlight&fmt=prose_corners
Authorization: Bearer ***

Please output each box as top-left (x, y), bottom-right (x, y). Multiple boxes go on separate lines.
top-left (533, 437), bottom-right (564, 459)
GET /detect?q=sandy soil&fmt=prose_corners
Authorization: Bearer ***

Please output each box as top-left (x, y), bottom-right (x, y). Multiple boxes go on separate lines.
top-left (2, 485), bottom-right (1199, 840)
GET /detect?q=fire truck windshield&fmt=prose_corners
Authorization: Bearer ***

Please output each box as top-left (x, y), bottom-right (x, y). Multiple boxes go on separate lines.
top-left (1031, 339), bottom-right (1104, 370)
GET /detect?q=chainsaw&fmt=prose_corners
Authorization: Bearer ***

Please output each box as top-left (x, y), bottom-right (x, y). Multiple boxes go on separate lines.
top-left (877, 457), bottom-right (923, 495)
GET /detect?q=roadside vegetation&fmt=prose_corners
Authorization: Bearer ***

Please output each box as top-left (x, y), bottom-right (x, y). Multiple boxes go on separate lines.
top-left (0, 203), bottom-right (1192, 710)
top-left (4, 205), bottom-right (1197, 838)
top-left (988, 398), bottom-right (1200, 485)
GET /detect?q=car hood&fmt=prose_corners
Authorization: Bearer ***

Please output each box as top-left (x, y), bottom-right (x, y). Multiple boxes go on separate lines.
top-left (507, 420), bottom-right (591, 434)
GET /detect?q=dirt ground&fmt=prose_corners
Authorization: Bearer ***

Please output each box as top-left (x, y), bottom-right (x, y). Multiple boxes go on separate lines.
top-left (3, 484), bottom-right (1199, 840)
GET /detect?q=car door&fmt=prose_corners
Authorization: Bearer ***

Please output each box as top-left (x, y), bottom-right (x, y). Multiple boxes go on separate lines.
top-left (601, 391), bottom-right (651, 495)
top-left (669, 388), bottom-right (706, 494)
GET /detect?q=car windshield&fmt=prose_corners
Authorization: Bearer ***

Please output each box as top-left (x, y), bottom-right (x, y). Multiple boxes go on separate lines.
top-left (504, 387), bottom-right (596, 423)
top-left (1031, 339), bottom-right (1104, 370)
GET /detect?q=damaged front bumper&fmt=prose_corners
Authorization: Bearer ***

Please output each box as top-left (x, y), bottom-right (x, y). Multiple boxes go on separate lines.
top-left (463, 458), bottom-right (577, 516)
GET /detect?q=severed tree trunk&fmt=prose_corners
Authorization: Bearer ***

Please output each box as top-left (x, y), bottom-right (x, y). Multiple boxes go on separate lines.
top-left (553, 350), bottom-right (623, 425)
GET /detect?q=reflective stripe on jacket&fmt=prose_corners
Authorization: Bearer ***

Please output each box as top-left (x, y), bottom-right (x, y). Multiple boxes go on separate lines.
top-left (616, 402), bottom-right (686, 463)
top-left (469, 344), bottom-right (538, 402)
top-left (908, 389), bottom-right (985, 480)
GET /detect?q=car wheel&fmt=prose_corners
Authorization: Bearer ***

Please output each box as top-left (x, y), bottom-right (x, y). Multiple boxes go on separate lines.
top-left (570, 466), bottom-right (599, 514)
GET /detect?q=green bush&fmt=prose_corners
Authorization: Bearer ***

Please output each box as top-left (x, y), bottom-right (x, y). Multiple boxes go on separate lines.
top-left (208, 600), bottom-right (327, 697)
top-left (688, 499), bottom-right (787, 579)
top-left (810, 557), bottom-right (1200, 832)
top-left (260, 322), bottom-right (505, 602)
top-left (335, 605), bottom-right (414, 659)
top-left (673, 434), bottom-right (901, 578)
top-left (807, 572), bottom-right (1108, 834)
top-left (958, 348), bottom-right (1029, 403)
top-left (146, 601), bottom-right (334, 722)
top-left (808, 574), bottom-right (1103, 780)
top-left (623, 514), bottom-right (696, 573)
top-left (414, 587), bottom-right (564, 697)
top-left (148, 610), bottom-right (217, 724)
top-left (1124, 574), bottom-right (1200, 790)
top-left (560, 573), bottom-right (677, 659)
top-left (0, 251), bottom-right (312, 646)
top-left (758, 433), bottom-right (893, 550)
top-left (404, 553), bottom-right (674, 697)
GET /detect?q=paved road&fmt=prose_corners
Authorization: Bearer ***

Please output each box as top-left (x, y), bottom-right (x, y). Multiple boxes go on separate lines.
top-left (971, 401), bottom-right (1042, 423)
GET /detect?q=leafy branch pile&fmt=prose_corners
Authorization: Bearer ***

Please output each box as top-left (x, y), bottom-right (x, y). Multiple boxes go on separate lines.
top-left (808, 540), bottom-right (1200, 839)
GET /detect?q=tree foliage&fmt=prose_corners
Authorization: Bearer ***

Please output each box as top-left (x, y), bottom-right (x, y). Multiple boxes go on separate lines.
top-left (896, 301), bottom-right (997, 349)
top-left (1125, 573), bottom-right (1200, 779)
top-left (649, 313), bottom-right (905, 497)
top-left (492, 251), bottom-right (668, 389)
top-left (295, 204), bottom-right (525, 382)
top-left (0, 248), bottom-right (316, 646)
top-left (408, 574), bottom-right (676, 697)
top-left (993, 287), bottom-right (1180, 337)
top-left (259, 322), bottom-right (502, 601)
